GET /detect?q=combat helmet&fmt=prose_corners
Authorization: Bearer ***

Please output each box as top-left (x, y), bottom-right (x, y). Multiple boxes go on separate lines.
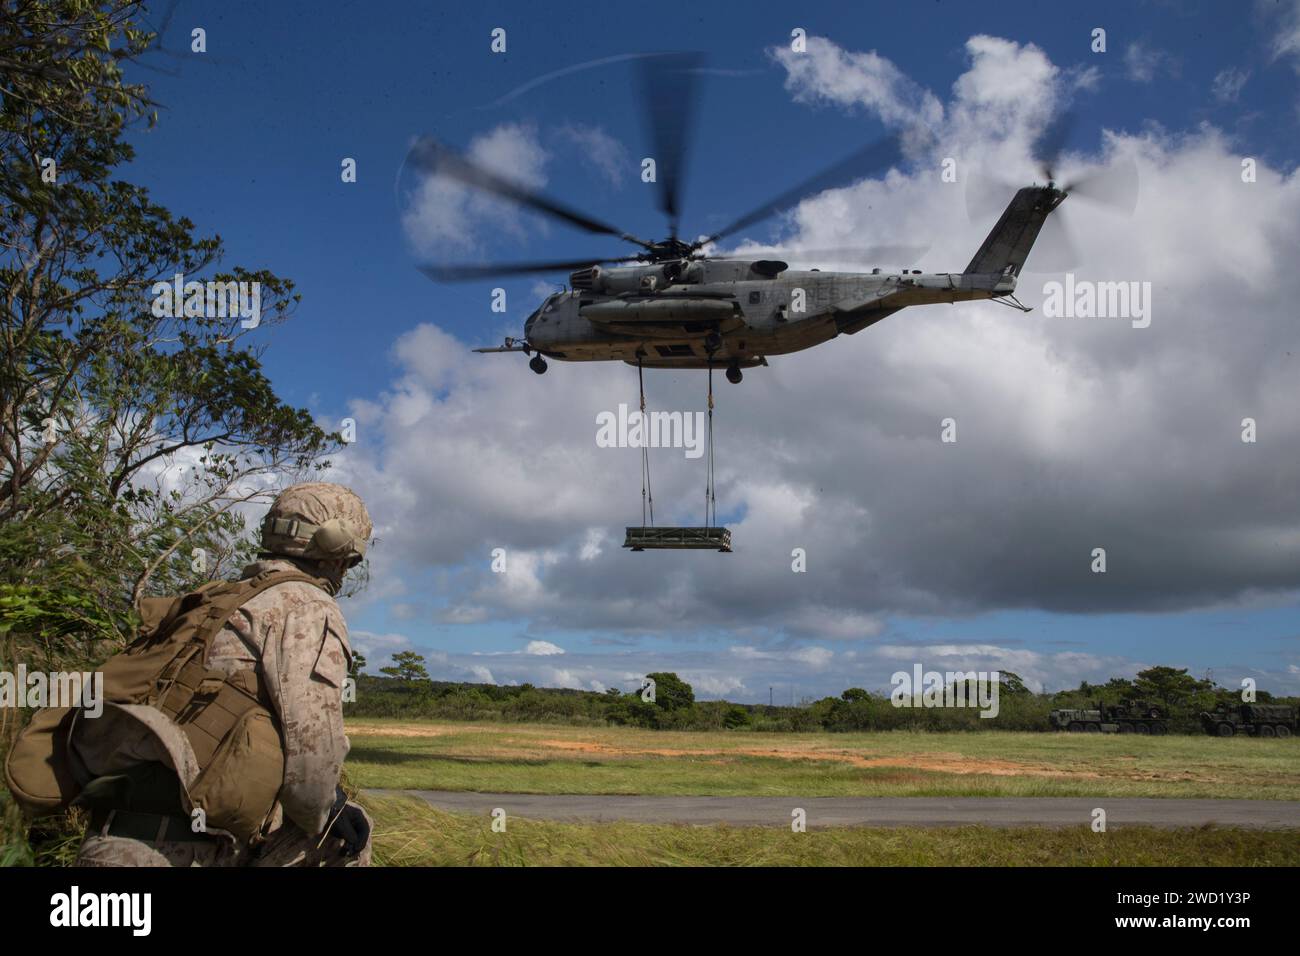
top-left (260, 482), bottom-right (372, 567)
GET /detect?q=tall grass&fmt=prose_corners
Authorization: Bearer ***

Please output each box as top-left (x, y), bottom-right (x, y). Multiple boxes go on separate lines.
top-left (362, 793), bottom-right (1300, 867)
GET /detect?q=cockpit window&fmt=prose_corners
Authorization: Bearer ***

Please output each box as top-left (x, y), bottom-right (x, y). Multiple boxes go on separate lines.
top-left (524, 306), bottom-right (542, 335)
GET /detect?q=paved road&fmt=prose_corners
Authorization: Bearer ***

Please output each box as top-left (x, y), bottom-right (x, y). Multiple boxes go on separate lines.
top-left (371, 790), bottom-right (1300, 829)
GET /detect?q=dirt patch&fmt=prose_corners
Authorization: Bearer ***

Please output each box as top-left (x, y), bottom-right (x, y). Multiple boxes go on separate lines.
top-left (536, 739), bottom-right (1102, 779)
top-left (347, 723), bottom-right (449, 739)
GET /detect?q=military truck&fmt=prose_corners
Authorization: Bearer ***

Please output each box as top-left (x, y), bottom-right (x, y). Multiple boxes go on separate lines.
top-left (1199, 703), bottom-right (1296, 738)
top-left (1049, 700), bottom-right (1169, 735)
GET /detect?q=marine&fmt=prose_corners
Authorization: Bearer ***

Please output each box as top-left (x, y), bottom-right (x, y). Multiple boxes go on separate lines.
top-left (67, 481), bottom-right (374, 867)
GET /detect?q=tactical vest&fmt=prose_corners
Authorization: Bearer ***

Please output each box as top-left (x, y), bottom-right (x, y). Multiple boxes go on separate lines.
top-left (4, 569), bottom-right (330, 844)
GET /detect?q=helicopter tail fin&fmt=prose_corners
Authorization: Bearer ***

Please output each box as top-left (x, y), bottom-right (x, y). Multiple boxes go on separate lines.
top-left (964, 185), bottom-right (1066, 277)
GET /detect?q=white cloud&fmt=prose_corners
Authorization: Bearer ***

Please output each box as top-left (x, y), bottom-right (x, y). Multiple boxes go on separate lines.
top-left (578, 527), bottom-right (605, 561)
top-left (953, 35), bottom-right (1058, 118)
top-left (558, 124), bottom-right (628, 186)
top-left (729, 645), bottom-right (833, 668)
top-left (1270, 0), bottom-right (1300, 67)
top-left (785, 607), bottom-right (885, 640)
top-left (438, 605), bottom-right (489, 625)
top-left (401, 123), bottom-right (549, 255)
top-left (681, 673), bottom-right (748, 697)
top-left (1123, 42), bottom-right (1177, 84)
top-left (1211, 67), bottom-right (1249, 103)
top-left (525, 639), bottom-right (566, 656)
top-left (790, 645), bottom-right (835, 668)
top-left (770, 35), bottom-right (944, 129)
top-left (531, 279), bottom-right (561, 300)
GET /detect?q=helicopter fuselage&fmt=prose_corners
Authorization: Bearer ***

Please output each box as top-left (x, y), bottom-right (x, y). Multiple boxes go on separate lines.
top-left (520, 258), bottom-right (1017, 370)
top-left (475, 183), bottom-right (1066, 374)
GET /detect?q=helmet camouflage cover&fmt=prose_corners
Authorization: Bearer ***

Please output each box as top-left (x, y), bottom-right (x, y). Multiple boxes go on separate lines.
top-left (260, 482), bottom-right (372, 567)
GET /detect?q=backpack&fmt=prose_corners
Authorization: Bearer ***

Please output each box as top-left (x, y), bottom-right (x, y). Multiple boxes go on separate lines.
top-left (3, 568), bottom-right (328, 844)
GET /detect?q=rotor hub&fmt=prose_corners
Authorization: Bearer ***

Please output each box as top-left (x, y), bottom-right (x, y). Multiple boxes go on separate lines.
top-left (647, 238), bottom-right (695, 262)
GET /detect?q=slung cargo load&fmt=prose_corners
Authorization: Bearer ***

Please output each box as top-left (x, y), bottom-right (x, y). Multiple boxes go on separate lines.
top-left (620, 356), bottom-right (731, 553)
top-left (624, 526), bottom-right (732, 552)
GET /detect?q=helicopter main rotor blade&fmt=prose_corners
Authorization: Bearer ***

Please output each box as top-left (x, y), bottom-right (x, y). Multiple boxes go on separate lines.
top-left (419, 254), bottom-right (644, 283)
top-left (638, 52), bottom-right (705, 240)
top-left (697, 133), bottom-right (907, 247)
top-left (406, 137), bottom-right (654, 250)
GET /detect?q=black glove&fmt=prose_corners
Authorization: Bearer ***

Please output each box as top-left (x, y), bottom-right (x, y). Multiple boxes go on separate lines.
top-left (326, 785), bottom-right (370, 857)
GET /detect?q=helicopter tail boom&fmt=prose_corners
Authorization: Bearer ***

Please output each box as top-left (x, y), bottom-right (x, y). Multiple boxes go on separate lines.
top-left (964, 185), bottom-right (1066, 279)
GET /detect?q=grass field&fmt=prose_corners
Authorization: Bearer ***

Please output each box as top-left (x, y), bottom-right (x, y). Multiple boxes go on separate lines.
top-left (358, 792), bottom-right (1300, 867)
top-left (345, 718), bottom-right (1300, 866)
top-left (344, 718), bottom-right (1300, 800)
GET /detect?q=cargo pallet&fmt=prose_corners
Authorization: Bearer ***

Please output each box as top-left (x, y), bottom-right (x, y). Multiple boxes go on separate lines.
top-left (623, 526), bottom-right (732, 552)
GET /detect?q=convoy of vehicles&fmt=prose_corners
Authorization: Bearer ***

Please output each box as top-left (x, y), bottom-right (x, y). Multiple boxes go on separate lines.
top-left (1199, 703), bottom-right (1296, 738)
top-left (1048, 699), bottom-right (1297, 737)
top-left (1048, 700), bottom-right (1169, 735)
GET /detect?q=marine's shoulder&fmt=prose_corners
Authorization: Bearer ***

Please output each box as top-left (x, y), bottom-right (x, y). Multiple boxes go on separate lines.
top-left (240, 575), bottom-right (350, 657)
top-left (235, 561), bottom-right (342, 617)
top-left (262, 578), bottom-right (340, 609)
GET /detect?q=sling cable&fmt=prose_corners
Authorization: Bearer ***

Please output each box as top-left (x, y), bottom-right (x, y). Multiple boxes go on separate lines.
top-left (624, 354), bottom-right (732, 553)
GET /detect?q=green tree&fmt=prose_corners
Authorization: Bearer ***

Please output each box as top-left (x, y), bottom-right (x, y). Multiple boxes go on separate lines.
top-left (723, 705), bottom-right (751, 729)
top-left (0, 0), bottom-right (338, 661)
top-left (841, 687), bottom-right (870, 702)
top-left (379, 651), bottom-right (429, 682)
top-left (645, 671), bottom-right (694, 711)
top-left (1133, 666), bottom-right (1212, 712)
top-left (999, 672), bottom-right (1032, 696)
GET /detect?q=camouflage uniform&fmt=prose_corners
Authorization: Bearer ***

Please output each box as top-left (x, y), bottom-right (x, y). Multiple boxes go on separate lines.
top-left (73, 483), bottom-right (373, 867)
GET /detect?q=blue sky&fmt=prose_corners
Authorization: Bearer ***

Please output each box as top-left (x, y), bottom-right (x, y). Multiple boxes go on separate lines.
top-left (122, 1), bottom-right (1300, 700)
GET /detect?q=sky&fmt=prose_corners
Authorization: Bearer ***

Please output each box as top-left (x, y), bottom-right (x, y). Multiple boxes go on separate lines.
top-left (120, 0), bottom-right (1300, 701)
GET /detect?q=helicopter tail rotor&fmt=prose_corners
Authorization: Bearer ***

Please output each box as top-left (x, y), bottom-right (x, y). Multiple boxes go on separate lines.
top-left (964, 111), bottom-right (1138, 274)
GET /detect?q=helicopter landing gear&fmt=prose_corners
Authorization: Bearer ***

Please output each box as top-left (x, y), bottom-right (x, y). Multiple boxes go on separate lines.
top-left (529, 355), bottom-right (548, 375)
top-left (701, 330), bottom-right (743, 383)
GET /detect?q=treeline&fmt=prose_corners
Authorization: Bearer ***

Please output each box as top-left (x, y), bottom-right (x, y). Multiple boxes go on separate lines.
top-left (346, 662), bottom-right (1300, 734)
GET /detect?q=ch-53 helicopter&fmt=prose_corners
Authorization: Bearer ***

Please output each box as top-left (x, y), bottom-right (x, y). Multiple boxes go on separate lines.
top-left (408, 55), bottom-right (1133, 552)
top-left (407, 55), bottom-right (1130, 385)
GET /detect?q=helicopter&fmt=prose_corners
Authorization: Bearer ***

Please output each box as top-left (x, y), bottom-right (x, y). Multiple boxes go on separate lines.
top-left (409, 54), bottom-right (1125, 384)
